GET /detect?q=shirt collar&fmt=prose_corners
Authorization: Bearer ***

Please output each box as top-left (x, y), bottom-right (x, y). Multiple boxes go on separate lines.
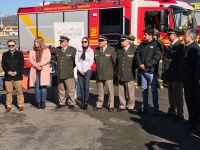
top-left (124, 45), bottom-right (130, 51)
top-left (102, 45), bottom-right (107, 52)
top-left (186, 41), bottom-right (194, 47)
top-left (171, 38), bottom-right (179, 45)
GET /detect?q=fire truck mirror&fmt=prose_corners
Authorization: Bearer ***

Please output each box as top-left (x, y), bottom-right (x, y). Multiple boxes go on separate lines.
top-left (160, 9), bottom-right (169, 32)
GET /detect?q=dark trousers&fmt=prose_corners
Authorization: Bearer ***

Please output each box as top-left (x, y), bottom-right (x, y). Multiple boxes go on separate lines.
top-left (35, 72), bottom-right (47, 103)
top-left (183, 81), bottom-right (199, 126)
top-left (78, 70), bottom-right (92, 103)
top-left (167, 82), bottom-right (184, 117)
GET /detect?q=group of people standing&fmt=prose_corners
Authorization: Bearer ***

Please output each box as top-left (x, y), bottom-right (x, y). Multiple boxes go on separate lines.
top-left (1, 28), bottom-right (200, 131)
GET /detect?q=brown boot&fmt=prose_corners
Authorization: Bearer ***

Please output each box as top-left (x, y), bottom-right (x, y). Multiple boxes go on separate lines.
top-left (18, 107), bottom-right (24, 112)
top-left (6, 107), bottom-right (11, 112)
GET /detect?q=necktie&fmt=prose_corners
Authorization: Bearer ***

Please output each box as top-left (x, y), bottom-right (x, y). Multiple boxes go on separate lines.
top-left (62, 48), bottom-right (65, 52)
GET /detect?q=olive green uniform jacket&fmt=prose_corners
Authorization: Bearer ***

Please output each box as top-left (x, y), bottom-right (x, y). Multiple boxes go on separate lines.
top-left (94, 46), bottom-right (117, 80)
top-left (55, 46), bottom-right (76, 80)
top-left (117, 46), bottom-right (137, 81)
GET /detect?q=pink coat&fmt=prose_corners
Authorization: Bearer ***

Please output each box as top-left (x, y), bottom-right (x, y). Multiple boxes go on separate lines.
top-left (29, 48), bottom-right (51, 87)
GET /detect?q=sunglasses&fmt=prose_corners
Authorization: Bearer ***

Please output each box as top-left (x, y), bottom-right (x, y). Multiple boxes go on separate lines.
top-left (82, 41), bottom-right (88, 43)
top-left (8, 45), bottom-right (15, 47)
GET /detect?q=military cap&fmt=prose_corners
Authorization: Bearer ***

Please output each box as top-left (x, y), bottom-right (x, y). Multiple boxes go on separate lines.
top-left (129, 34), bottom-right (136, 41)
top-left (120, 35), bottom-right (131, 40)
top-left (98, 35), bottom-right (108, 41)
top-left (59, 35), bottom-right (70, 41)
top-left (167, 30), bottom-right (179, 35)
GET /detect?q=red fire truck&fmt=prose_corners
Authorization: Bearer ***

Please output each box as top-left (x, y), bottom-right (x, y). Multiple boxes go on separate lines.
top-left (17, 0), bottom-right (196, 69)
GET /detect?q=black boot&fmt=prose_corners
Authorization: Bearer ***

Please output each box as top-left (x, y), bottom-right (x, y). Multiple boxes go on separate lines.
top-left (83, 102), bottom-right (88, 110)
top-left (41, 101), bottom-right (45, 109)
top-left (80, 101), bottom-right (84, 109)
top-left (37, 102), bottom-right (41, 109)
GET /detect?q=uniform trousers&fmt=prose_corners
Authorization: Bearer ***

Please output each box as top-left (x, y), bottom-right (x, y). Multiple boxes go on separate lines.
top-left (96, 80), bottom-right (114, 108)
top-left (58, 78), bottom-right (76, 106)
top-left (118, 80), bottom-right (135, 109)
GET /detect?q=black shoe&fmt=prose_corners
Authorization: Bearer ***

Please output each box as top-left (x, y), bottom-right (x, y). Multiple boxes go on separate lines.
top-left (55, 104), bottom-right (65, 109)
top-left (127, 108), bottom-right (135, 113)
top-left (137, 109), bottom-right (148, 115)
top-left (117, 108), bottom-right (126, 112)
top-left (41, 101), bottom-right (45, 109)
top-left (37, 102), bottom-right (42, 109)
top-left (164, 112), bottom-right (174, 117)
top-left (108, 108), bottom-right (114, 112)
top-left (93, 107), bottom-right (102, 111)
top-left (80, 103), bottom-right (84, 109)
top-left (83, 104), bottom-right (88, 110)
top-left (174, 115), bottom-right (184, 121)
top-left (68, 105), bottom-right (75, 109)
top-left (153, 110), bottom-right (160, 116)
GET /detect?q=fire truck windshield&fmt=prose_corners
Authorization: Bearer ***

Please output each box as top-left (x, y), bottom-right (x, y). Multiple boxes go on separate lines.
top-left (194, 11), bottom-right (200, 26)
top-left (173, 10), bottom-right (197, 30)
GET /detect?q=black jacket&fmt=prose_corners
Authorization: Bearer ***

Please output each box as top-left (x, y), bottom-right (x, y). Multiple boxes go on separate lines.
top-left (183, 42), bottom-right (200, 83)
top-left (2, 50), bottom-right (24, 81)
top-left (162, 40), bottom-right (184, 82)
top-left (135, 40), bottom-right (161, 73)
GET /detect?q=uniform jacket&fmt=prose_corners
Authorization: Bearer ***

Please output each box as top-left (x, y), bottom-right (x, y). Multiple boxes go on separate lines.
top-left (94, 45), bottom-right (117, 80)
top-left (162, 40), bottom-right (184, 82)
top-left (183, 42), bottom-right (200, 83)
top-left (29, 48), bottom-right (51, 87)
top-left (117, 46), bottom-right (137, 81)
top-left (55, 46), bottom-right (76, 80)
top-left (135, 40), bottom-right (161, 73)
top-left (2, 50), bottom-right (24, 81)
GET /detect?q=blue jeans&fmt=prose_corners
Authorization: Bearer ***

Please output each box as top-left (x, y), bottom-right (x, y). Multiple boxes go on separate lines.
top-left (141, 73), bottom-right (159, 111)
top-left (78, 70), bottom-right (92, 103)
top-left (35, 72), bottom-right (47, 103)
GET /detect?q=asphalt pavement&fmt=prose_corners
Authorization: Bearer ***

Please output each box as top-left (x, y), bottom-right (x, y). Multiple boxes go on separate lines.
top-left (0, 82), bottom-right (199, 150)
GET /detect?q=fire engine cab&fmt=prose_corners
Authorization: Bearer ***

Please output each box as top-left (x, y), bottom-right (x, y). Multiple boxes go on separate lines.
top-left (17, 0), bottom-right (196, 68)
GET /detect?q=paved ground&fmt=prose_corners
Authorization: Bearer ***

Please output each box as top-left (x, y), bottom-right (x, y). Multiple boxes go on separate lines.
top-left (0, 82), bottom-right (200, 150)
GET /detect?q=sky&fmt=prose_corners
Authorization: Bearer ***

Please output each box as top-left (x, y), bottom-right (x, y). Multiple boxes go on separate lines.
top-left (0, 0), bottom-right (49, 16)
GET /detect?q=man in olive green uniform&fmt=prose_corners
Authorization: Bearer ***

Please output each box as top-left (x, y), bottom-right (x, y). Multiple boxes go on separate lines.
top-left (117, 35), bottom-right (136, 112)
top-left (94, 35), bottom-right (117, 112)
top-left (55, 36), bottom-right (77, 109)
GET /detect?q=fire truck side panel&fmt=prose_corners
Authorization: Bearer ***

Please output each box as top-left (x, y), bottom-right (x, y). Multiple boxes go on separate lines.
top-left (64, 10), bottom-right (88, 37)
top-left (89, 9), bottom-right (99, 46)
top-left (38, 12), bottom-right (63, 47)
top-left (18, 14), bottom-right (37, 52)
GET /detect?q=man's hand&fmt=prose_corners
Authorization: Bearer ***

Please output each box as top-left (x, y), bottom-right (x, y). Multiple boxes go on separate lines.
top-left (139, 64), bottom-right (146, 71)
top-left (79, 71), bottom-right (85, 75)
top-left (8, 71), bottom-right (16, 76)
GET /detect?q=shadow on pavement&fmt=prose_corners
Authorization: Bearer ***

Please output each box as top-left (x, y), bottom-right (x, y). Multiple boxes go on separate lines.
top-left (130, 109), bottom-right (200, 150)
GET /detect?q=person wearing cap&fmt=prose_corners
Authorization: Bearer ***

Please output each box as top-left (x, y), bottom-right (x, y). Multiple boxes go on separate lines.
top-left (162, 30), bottom-right (184, 121)
top-left (94, 35), bottom-right (117, 112)
top-left (183, 29), bottom-right (200, 130)
top-left (153, 29), bottom-right (165, 89)
top-left (129, 34), bottom-right (136, 48)
top-left (117, 35), bottom-right (137, 112)
top-left (135, 29), bottom-right (161, 115)
top-left (55, 35), bottom-right (77, 110)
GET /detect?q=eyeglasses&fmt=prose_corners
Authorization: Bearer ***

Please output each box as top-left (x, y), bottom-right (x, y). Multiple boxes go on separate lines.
top-left (8, 45), bottom-right (15, 47)
top-left (82, 41), bottom-right (88, 43)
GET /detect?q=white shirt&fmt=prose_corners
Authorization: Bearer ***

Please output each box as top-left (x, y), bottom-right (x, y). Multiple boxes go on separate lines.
top-left (101, 45), bottom-right (107, 53)
top-left (124, 45), bottom-right (130, 51)
top-left (172, 38), bottom-right (179, 45)
top-left (75, 47), bottom-right (94, 73)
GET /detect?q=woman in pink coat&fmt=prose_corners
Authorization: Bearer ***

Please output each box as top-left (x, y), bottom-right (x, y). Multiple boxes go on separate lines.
top-left (29, 37), bottom-right (51, 109)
